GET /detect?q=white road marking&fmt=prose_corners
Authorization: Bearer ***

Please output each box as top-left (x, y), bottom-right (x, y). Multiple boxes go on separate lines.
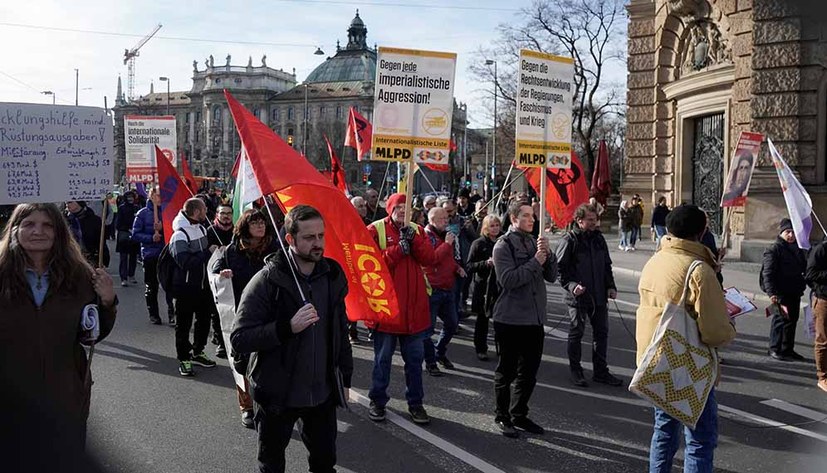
top-left (348, 389), bottom-right (508, 473)
top-left (718, 405), bottom-right (827, 443)
top-left (761, 399), bottom-right (827, 424)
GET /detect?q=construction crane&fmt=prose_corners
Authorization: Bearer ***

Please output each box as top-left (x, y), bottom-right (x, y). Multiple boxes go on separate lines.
top-left (123, 23), bottom-right (162, 102)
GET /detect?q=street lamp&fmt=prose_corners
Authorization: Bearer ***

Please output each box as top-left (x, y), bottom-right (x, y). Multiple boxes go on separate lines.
top-left (158, 77), bottom-right (170, 115)
top-left (485, 59), bottom-right (498, 198)
top-left (301, 47), bottom-right (325, 157)
top-left (41, 90), bottom-right (55, 104)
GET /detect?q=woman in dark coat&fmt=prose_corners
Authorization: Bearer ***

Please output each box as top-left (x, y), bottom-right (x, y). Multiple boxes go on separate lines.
top-left (65, 200), bottom-right (110, 268)
top-left (466, 214), bottom-right (502, 360)
top-left (0, 203), bottom-right (117, 471)
top-left (115, 191), bottom-right (141, 285)
top-left (211, 208), bottom-right (278, 428)
top-left (761, 218), bottom-right (808, 361)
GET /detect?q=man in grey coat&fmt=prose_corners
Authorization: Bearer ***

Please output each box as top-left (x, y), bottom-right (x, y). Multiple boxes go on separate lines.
top-left (491, 199), bottom-right (558, 438)
top-left (555, 203), bottom-right (622, 388)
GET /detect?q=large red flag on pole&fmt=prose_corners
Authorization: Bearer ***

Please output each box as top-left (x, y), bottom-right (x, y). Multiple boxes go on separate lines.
top-left (523, 151), bottom-right (590, 228)
top-left (224, 90), bottom-right (399, 324)
top-left (180, 151), bottom-right (197, 194)
top-left (344, 106), bottom-right (372, 161)
top-left (324, 134), bottom-right (350, 195)
top-left (590, 140), bottom-right (612, 205)
top-left (155, 145), bottom-right (194, 243)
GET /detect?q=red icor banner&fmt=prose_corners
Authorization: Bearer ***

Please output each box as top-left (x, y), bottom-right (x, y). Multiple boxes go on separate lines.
top-left (224, 90), bottom-right (399, 324)
top-left (523, 151), bottom-right (590, 228)
top-left (344, 106), bottom-right (372, 161)
top-left (155, 145), bottom-right (194, 243)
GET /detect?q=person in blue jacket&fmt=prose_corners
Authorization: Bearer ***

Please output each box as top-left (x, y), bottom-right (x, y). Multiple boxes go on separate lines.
top-left (131, 186), bottom-right (175, 325)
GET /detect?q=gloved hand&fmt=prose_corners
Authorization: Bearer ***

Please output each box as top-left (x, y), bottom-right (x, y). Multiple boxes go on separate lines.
top-left (399, 225), bottom-right (415, 243)
top-left (399, 238), bottom-right (412, 255)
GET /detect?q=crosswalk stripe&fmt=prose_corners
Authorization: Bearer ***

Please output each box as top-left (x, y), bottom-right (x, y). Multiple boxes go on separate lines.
top-left (718, 405), bottom-right (827, 443)
top-left (761, 399), bottom-right (827, 424)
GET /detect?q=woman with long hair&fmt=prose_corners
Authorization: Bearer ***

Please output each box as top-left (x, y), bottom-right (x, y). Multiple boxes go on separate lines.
top-left (0, 203), bottom-right (116, 470)
top-left (211, 208), bottom-right (278, 428)
top-left (618, 200), bottom-right (632, 251)
top-left (466, 214), bottom-right (502, 361)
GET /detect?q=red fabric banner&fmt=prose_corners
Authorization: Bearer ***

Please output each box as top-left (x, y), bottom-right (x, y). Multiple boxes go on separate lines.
top-left (590, 140), bottom-right (612, 205)
top-left (344, 107), bottom-right (372, 161)
top-left (155, 145), bottom-right (194, 243)
top-left (224, 90), bottom-right (400, 324)
top-left (324, 134), bottom-right (349, 195)
top-left (523, 151), bottom-right (590, 228)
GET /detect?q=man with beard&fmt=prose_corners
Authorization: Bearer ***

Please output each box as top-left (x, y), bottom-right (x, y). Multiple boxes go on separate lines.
top-left (207, 204), bottom-right (235, 358)
top-left (555, 203), bottom-right (622, 388)
top-left (350, 196), bottom-right (372, 226)
top-left (232, 205), bottom-right (353, 472)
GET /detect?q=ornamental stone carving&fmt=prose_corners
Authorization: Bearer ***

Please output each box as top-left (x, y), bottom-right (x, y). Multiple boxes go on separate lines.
top-left (667, 0), bottom-right (711, 20)
top-left (680, 21), bottom-right (731, 75)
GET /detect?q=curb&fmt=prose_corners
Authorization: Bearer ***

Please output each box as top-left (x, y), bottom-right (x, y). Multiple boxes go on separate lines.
top-left (612, 265), bottom-right (772, 304)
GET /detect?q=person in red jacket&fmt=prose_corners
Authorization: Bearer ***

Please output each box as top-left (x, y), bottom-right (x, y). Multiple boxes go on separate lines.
top-left (422, 206), bottom-right (466, 376)
top-left (366, 193), bottom-right (437, 425)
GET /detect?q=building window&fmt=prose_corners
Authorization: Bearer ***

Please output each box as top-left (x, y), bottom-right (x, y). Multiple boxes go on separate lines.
top-left (336, 106), bottom-right (342, 119)
top-left (272, 108), bottom-right (280, 122)
top-left (212, 106), bottom-right (222, 126)
top-left (319, 106), bottom-right (326, 118)
top-left (288, 107), bottom-right (294, 120)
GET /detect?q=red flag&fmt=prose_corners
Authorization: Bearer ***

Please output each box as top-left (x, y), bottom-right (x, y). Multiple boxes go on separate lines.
top-left (180, 152), bottom-right (197, 194)
top-left (324, 134), bottom-right (349, 195)
top-left (344, 107), bottom-right (372, 161)
top-left (155, 145), bottom-right (194, 243)
top-left (230, 151), bottom-right (241, 179)
top-left (523, 152), bottom-right (590, 228)
top-left (590, 140), bottom-right (612, 205)
top-left (224, 90), bottom-right (399, 325)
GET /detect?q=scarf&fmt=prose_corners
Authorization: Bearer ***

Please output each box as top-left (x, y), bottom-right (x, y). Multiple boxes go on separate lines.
top-left (213, 218), bottom-right (233, 233)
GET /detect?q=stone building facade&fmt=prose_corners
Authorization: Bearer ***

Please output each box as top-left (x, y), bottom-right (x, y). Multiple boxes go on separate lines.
top-left (624, 0), bottom-right (827, 257)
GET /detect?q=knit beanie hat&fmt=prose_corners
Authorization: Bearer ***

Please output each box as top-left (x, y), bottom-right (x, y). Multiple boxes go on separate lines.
top-left (779, 218), bottom-right (793, 233)
top-left (385, 193), bottom-right (406, 215)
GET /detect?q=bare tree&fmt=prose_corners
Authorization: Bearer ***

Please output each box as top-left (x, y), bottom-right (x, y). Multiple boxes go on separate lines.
top-left (470, 0), bottom-right (627, 177)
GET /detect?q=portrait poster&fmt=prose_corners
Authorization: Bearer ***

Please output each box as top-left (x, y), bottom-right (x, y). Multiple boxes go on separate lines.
top-left (721, 131), bottom-right (763, 208)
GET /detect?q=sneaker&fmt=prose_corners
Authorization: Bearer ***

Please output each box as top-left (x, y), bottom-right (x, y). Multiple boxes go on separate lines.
top-left (191, 352), bottom-right (217, 368)
top-left (349, 334), bottom-right (361, 345)
top-left (168, 315), bottom-right (176, 327)
top-left (149, 316), bottom-right (163, 325)
top-left (437, 356), bottom-right (455, 370)
top-left (368, 403), bottom-right (386, 422)
top-left (818, 379), bottom-right (827, 393)
top-left (477, 352), bottom-right (489, 361)
top-left (215, 345), bottom-right (227, 359)
top-left (769, 351), bottom-right (792, 362)
top-left (618, 245), bottom-right (624, 251)
top-left (426, 364), bottom-right (444, 377)
top-left (241, 409), bottom-right (255, 429)
top-left (495, 418), bottom-right (519, 438)
top-left (513, 416), bottom-right (545, 435)
top-left (785, 351), bottom-right (806, 362)
top-left (570, 370), bottom-right (588, 388)
top-left (408, 405), bottom-right (430, 425)
top-left (178, 360), bottom-right (194, 377)
top-left (593, 372), bottom-right (624, 387)
top-left (120, 281), bottom-right (128, 287)
top-left (628, 246), bottom-right (636, 252)
top-left (130, 278), bottom-right (139, 284)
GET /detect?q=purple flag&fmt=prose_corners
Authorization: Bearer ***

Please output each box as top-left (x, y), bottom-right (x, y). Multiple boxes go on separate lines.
top-left (768, 138), bottom-right (813, 249)
top-left (135, 182), bottom-right (148, 199)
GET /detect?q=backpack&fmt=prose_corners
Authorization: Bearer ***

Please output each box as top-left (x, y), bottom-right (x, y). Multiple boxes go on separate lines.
top-left (157, 230), bottom-right (191, 296)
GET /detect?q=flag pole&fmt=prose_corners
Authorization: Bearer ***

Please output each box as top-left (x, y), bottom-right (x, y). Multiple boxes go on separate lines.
top-left (474, 168), bottom-right (527, 218)
top-left (262, 197), bottom-right (308, 303)
top-left (539, 166), bottom-right (547, 234)
top-left (97, 198), bottom-right (108, 268)
top-left (404, 161), bottom-right (414, 223)
top-left (495, 160), bottom-right (515, 214)
top-left (372, 162), bottom-right (390, 221)
top-left (812, 210), bottom-right (827, 236)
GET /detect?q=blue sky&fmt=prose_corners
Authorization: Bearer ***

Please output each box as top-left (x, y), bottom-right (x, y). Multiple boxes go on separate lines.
top-left (0, 0), bottom-right (608, 128)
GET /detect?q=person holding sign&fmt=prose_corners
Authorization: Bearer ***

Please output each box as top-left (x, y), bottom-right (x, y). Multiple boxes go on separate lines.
top-left (761, 218), bottom-right (808, 362)
top-left (0, 203), bottom-right (116, 471)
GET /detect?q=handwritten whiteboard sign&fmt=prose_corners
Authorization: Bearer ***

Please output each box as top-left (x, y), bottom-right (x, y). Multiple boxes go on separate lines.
top-left (0, 103), bottom-right (114, 204)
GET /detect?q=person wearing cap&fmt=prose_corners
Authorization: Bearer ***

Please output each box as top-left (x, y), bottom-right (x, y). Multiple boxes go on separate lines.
top-left (366, 193), bottom-right (438, 425)
top-left (761, 218), bottom-right (808, 362)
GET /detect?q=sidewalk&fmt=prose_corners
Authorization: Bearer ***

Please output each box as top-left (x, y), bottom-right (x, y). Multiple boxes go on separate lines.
top-left (549, 232), bottom-right (769, 303)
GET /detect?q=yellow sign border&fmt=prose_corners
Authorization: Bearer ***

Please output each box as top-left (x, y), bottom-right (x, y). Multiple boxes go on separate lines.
top-left (378, 46), bottom-right (457, 60)
top-left (520, 49), bottom-right (575, 64)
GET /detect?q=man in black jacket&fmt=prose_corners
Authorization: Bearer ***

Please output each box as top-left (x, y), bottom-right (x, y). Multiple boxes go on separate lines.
top-left (762, 218), bottom-right (808, 361)
top-left (231, 205), bottom-right (353, 472)
top-left (555, 204), bottom-right (622, 388)
top-left (805, 237), bottom-right (827, 394)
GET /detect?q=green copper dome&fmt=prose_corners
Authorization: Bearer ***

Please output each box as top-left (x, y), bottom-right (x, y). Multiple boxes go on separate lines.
top-left (304, 10), bottom-right (376, 84)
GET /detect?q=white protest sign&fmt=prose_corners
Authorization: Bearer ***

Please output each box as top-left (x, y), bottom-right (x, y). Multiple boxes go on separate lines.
top-left (516, 50), bottom-right (574, 169)
top-left (372, 47), bottom-right (456, 167)
top-left (0, 102), bottom-right (114, 204)
top-left (124, 115), bottom-right (177, 182)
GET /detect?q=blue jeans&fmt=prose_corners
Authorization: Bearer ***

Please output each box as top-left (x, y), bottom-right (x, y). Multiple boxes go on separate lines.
top-left (649, 389), bottom-right (718, 473)
top-left (630, 226), bottom-right (640, 246)
top-left (620, 230), bottom-right (631, 248)
top-left (424, 288), bottom-right (458, 365)
top-left (369, 331), bottom-right (425, 408)
top-left (654, 225), bottom-right (667, 249)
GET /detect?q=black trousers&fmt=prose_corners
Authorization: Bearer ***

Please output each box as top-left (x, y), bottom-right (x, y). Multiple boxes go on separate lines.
top-left (472, 284), bottom-right (489, 354)
top-left (175, 290), bottom-right (212, 360)
top-left (493, 322), bottom-right (544, 420)
top-left (256, 398), bottom-right (337, 473)
top-left (143, 257), bottom-right (161, 320)
top-left (567, 304), bottom-right (609, 376)
top-left (769, 295), bottom-right (801, 354)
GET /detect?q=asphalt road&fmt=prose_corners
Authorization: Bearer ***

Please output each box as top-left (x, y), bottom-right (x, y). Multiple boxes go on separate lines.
top-left (86, 246), bottom-right (827, 472)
